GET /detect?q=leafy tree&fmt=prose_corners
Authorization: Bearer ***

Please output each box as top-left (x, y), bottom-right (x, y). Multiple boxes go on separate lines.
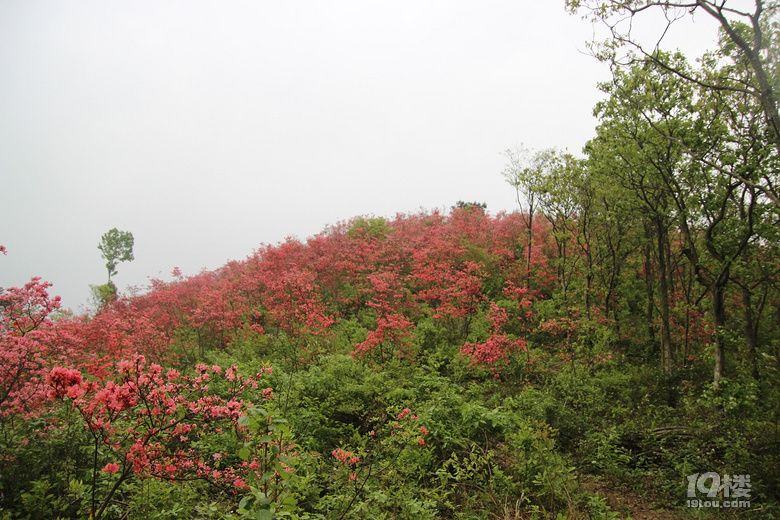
top-left (532, 151), bottom-right (587, 306)
top-left (566, 0), bottom-right (780, 208)
top-left (587, 51), bottom-right (769, 385)
top-left (89, 281), bottom-right (118, 309)
top-left (451, 201), bottom-right (487, 212)
top-left (502, 146), bottom-right (557, 289)
top-left (98, 228), bottom-right (135, 284)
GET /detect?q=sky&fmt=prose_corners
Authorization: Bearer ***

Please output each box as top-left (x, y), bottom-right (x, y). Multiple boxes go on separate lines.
top-left (0, 1), bottom-right (722, 312)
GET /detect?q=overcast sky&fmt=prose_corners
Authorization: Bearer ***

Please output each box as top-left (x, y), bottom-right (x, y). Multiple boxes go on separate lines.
top-left (1, 1), bottom-right (721, 312)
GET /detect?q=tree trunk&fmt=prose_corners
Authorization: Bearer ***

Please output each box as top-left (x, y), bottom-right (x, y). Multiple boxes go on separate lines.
top-left (644, 236), bottom-right (656, 344)
top-left (656, 218), bottom-right (673, 376)
top-left (526, 210), bottom-right (534, 290)
top-left (742, 285), bottom-right (760, 380)
top-left (712, 283), bottom-right (726, 389)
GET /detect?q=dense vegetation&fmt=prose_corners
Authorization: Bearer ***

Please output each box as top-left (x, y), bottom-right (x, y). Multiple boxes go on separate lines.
top-left (2, 201), bottom-right (778, 519)
top-left (2, 2), bottom-right (779, 519)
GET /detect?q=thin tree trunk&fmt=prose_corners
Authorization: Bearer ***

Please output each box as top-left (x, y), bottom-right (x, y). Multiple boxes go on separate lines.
top-left (742, 285), bottom-right (760, 380)
top-left (712, 283), bottom-right (727, 389)
top-left (656, 218), bottom-right (673, 376)
top-left (526, 210), bottom-right (534, 290)
top-left (644, 237), bottom-right (656, 343)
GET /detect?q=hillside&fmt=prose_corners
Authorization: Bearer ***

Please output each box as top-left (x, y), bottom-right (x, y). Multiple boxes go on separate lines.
top-left (1, 207), bottom-right (778, 519)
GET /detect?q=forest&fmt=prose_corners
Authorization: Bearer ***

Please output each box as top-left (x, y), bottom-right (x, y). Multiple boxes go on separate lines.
top-left (2, 2), bottom-right (780, 519)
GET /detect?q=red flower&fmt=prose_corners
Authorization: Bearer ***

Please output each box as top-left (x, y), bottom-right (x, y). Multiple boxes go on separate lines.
top-left (101, 462), bottom-right (120, 473)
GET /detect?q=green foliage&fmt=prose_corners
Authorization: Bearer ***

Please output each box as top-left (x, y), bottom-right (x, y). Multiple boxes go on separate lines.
top-left (9, 171), bottom-right (780, 520)
top-left (97, 228), bottom-right (134, 283)
top-left (89, 281), bottom-right (117, 308)
top-left (346, 217), bottom-right (391, 241)
top-left (452, 200), bottom-right (487, 212)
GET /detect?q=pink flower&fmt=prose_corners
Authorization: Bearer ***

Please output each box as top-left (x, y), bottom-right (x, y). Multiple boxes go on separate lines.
top-left (418, 438), bottom-right (425, 445)
top-left (46, 367), bottom-right (84, 399)
top-left (101, 462), bottom-right (120, 473)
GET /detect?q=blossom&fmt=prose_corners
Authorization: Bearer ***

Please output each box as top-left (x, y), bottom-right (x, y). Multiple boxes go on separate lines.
top-left (332, 448), bottom-right (360, 465)
top-left (46, 367), bottom-right (84, 399)
top-left (101, 462), bottom-right (120, 473)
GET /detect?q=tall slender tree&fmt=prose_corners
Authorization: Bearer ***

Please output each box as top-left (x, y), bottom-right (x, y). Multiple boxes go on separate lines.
top-left (98, 228), bottom-right (135, 284)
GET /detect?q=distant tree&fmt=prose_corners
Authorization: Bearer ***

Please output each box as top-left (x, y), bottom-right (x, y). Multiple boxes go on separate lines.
top-left (98, 228), bottom-right (134, 284)
top-left (502, 147), bottom-right (564, 290)
top-left (89, 281), bottom-right (118, 308)
top-left (92, 229), bottom-right (134, 307)
top-left (452, 201), bottom-right (487, 212)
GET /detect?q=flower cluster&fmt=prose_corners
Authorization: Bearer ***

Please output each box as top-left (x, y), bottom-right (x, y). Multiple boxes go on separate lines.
top-left (391, 407), bottom-right (429, 446)
top-left (460, 302), bottom-right (527, 371)
top-left (45, 354), bottom-right (281, 518)
top-left (332, 448), bottom-right (361, 465)
top-left (0, 278), bottom-right (69, 418)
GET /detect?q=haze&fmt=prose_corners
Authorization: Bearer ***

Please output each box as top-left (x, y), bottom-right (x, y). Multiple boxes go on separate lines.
top-left (0, 1), bottom-right (719, 311)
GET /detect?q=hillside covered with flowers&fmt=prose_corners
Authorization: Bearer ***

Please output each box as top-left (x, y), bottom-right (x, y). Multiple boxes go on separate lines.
top-left (2, 203), bottom-right (779, 519)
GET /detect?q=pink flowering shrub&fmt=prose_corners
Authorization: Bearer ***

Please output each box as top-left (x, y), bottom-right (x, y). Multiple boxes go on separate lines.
top-left (0, 278), bottom-right (70, 419)
top-left (46, 355), bottom-right (287, 519)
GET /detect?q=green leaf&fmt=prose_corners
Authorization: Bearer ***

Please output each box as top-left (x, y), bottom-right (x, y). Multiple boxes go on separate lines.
top-left (255, 510), bottom-right (274, 520)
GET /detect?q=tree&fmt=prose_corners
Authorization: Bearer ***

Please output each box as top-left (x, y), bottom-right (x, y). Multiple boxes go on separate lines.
top-left (97, 228), bottom-right (134, 284)
top-left (452, 201), bottom-right (487, 212)
top-left (566, 0), bottom-right (780, 208)
top-left (502, 146), bottom-right (556, 289)
top-left (587, 52), bottom-right (768, 385)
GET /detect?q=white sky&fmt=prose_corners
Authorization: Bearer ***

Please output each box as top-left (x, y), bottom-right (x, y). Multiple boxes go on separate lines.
top-left (0, 1), bottom-right (721, 312)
